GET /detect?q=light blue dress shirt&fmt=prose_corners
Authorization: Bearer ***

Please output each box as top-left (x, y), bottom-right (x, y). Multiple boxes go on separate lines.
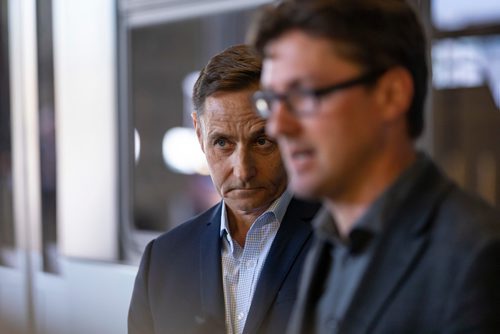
top-left (220, 190), bottom-right (293, 334)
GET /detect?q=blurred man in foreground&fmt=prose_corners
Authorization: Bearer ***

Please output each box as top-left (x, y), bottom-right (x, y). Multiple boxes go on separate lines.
top-left (249, 0), bottom-right (500, 332)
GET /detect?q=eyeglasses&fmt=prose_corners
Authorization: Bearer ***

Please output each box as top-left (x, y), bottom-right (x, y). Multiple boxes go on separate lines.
top-left (252, 69), bottom-right (385, 119)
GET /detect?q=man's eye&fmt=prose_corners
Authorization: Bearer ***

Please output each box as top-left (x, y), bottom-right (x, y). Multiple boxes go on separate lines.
top-left (215, 138), bottom-right (227, 147)
top-left (256, 137), bottom-right (268, 146)
top-left (256, 137), bottom-right (274, 148)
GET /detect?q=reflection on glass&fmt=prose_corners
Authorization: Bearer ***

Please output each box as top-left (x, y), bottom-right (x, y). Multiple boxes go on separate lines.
top-left (130, 8), bottom-right (257, 231)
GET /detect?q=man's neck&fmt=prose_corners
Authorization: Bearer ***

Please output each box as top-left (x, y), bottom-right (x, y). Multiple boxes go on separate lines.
top-left (325, 148), bottom-right (417, 239)
top-left (225, 207), bottom-right (265, 248)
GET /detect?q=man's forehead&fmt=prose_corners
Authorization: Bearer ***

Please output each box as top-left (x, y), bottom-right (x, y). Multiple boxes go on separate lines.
top-left (261, 56), bottom-right (326, 90)
top-left (202, 115), bottom-right (266, 136)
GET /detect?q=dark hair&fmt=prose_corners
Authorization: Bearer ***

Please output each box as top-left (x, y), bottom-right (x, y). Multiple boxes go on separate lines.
top-left (248, 0), bottom-right (428, 139)
top-left (192, 44), bottom-right (262, 115)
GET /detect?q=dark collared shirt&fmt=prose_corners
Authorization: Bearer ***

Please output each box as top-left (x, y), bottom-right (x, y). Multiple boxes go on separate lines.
top-left (314, 153), bottom-right (431, 334)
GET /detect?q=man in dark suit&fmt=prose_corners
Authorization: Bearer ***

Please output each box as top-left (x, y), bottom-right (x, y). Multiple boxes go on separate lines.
top-left (248, 0), bottom-right (500, 333)
top-left (128, 44), bottom-right (320, 334)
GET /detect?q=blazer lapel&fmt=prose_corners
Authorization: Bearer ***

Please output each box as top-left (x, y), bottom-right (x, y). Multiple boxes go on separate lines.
top-left (341, 163), bottom-right (453, 333)
top-left (199, 202), bottom-right (226, 332)
top-left (287, 236), bottom-right (332, 334)
top-left (243, 199), bottom-right (319, 334)
top-left (341, 221), bottom-right (430, 333)
top-left (286, 208), bottom-right (337, 334)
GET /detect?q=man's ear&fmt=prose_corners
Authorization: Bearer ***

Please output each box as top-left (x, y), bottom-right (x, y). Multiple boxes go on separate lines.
top-left (192, 111), bottom-right (205, 153)
top-left (377, 66), bottom-right (414, 122)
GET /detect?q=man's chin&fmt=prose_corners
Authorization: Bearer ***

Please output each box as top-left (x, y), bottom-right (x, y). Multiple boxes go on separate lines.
top-left (228, 188), bottom-right (263, 197)
top-left (290, 179), bottom-right (321, 200)
top-left (226, 199), bottom-right (266, 214)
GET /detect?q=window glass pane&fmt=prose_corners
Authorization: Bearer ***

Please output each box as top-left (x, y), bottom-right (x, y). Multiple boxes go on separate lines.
top-left (130, 8), bottom-right (258, 231)
top-left (0, 0), bottom-right (15, 266)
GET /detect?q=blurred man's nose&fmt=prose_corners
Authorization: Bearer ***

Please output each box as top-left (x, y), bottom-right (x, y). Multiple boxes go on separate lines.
top-left (266, 101), bottom-right (301, 139)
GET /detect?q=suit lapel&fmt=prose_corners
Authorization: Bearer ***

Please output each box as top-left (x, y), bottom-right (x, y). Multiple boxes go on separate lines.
top-left (243, 199), bottom-right (319, 334)
top-left (341, 163), bottom-right (453, 333)
top-left (199, 202), bottom-right (226, 331)
top-left (341, 221), bottom-right (430, 333)
top-left (287, 237), bottom-right (332, 334)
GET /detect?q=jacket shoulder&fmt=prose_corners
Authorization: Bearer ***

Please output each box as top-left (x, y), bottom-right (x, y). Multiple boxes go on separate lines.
top-left (440, 186), bottom-right (500, 237)
top-left (286, 197), bottom-right (322, 220)
top-left (151, 202), bottom-right (222, 252)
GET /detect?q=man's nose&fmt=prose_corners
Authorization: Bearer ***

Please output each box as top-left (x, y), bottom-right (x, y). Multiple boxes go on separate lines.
top-left (266, 100), bottom-right (301, 139)
top-left (233, 147), bottom-right (257, 182)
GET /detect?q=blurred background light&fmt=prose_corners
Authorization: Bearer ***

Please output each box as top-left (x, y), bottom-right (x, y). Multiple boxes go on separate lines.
top-left (432, 36), bottom-right (500, 109)
top-left (432, 0), bottom-right (500, 31)
top-left (134, 128), bottom-right (140, 163)
top-left (162, 127), bottom-right (208, 175)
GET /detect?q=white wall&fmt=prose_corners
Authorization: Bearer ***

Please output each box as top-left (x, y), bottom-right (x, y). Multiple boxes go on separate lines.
top-left (53, 0), bottom-right (119, 261)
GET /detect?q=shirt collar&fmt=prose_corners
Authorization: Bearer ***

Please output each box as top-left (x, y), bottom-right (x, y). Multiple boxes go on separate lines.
top-left (219, 188), bottom-right (293, 240)
top-left (315, 151), bottom-right (431, 251)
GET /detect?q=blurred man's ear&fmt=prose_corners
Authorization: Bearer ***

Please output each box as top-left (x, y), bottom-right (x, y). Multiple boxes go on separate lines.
top-left (377, 66), bottom-right (414, 122)
top-left (191, 111), bottom-right (205, 153)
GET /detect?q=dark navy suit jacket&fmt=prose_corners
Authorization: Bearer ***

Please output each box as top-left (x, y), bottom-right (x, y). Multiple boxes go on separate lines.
top-left (128, 198), bottom-right (320, 334)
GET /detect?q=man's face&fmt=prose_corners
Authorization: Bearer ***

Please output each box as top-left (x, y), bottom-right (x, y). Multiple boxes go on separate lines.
top-left (193, 87), bottom-right (287, 215)
top-left (261, 30), bottom-right (388, 201)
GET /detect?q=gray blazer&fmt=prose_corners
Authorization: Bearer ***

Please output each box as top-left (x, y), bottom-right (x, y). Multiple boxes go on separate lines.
top-left (289, 160), bottom-right (500, 334)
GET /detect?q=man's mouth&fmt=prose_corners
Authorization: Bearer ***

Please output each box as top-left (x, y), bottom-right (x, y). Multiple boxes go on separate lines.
top-left (287, 147), bottom-right (315, 172)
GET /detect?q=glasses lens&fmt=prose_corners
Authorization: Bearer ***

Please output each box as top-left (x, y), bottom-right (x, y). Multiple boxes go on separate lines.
top-left (289, 91), bottom-right (317, 117)
top-left (252, 91), bottom-right (272, 118)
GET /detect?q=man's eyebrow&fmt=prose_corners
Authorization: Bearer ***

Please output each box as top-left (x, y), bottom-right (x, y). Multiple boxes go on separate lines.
top-left (262, 78), bottom-right (310, 93)
top-left (249, 127), bottom-right (268, 140)
top-left (253, 127), bottom-right (266, 136)
top-left (207, 131), bottom-right (223, 138)
top-left (207, 130), bottom-right (231, 141)
top-left (207, 127), bottom-right (268, 141)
